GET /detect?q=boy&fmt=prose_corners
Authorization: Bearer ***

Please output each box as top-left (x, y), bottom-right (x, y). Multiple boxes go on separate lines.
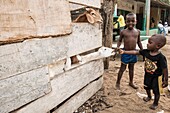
top-left (116, 13), bottom-right (143, 89)
top-left (119, 34), bottom-right (168, 110)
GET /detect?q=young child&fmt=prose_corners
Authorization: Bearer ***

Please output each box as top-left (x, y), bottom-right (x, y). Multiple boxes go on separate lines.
top-left (119, 34), bottom-right (168, 110)
top-left (116, 13), bottom-right (143, 89)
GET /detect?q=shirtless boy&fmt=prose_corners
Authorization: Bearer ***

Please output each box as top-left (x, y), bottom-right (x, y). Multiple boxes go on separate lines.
top-left (116, 13), bottom-right (143, 89)
top-left (119, 34), bottom-right (168, 110)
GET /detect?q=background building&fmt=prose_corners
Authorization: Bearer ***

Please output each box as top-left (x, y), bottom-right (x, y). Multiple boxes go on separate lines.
top-left (114, 0), bottom-right (170, 35)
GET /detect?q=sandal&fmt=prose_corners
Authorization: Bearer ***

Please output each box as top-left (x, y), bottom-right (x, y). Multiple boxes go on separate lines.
top-left (143, 97), bottom-right (151, 102)
top-left (149, 104), bottom-right (158, 110)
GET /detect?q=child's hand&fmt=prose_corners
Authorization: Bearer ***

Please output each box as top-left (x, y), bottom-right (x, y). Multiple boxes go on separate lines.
top-left (162, 80), bottom-right (168, 88)
top-left (118, 49), bottom-right (124, 54)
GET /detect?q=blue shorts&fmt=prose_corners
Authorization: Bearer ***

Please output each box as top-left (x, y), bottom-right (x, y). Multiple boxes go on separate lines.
top-left (121, 54), bottom-right (137, 64)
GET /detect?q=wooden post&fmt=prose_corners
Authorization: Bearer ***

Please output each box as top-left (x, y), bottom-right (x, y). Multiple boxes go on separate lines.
top-left (101, 0), bottom-right (115, 69)
top-left (145, 0), bottom-right (150, 35)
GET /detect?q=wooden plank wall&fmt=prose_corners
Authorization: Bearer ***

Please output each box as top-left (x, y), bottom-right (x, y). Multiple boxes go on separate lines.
top-left (0, 0), bottom-right (71, 43)
top-left (53, 77), bottom-right (103, 113)
top-left (0, 0), bottom-right (103, 113)
top-left (0, 23), bottom-right (101, 80)
top-left (13, 60), bottom-right (103, 113)
top-left (0, 67), bottom-right (51, 113)
top-left (0, 23), bottom-right (102, 113)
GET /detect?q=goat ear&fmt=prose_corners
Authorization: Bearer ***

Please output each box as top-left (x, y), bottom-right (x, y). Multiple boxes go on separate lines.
top-left (86, 13), bottom-right (95, 24)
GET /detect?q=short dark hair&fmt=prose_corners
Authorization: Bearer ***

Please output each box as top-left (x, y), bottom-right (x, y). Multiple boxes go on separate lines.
top-left (126, 13), bottom-right (136, 19)
top-left (152, 34), bottom-right (166, 48)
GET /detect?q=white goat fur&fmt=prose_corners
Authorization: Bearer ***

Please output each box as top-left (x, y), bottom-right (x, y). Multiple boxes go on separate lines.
top-left (78, 47), bottom-right (115, 63)
top-left (64, 47), bottom-right (115, 71)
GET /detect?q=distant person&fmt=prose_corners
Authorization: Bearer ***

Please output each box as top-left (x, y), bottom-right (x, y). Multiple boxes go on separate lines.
top-left (164, 21), bottom-right (168, 35)
top-left (119, 34), bottom-right (168, 110)
top-left (115, 13), bottom-right (143, 89)
top-left (113, 13), bottom-right (126, 41)
top-left (151, 17), bottom-right (155, 28)
top-left (158, 20), bottom-right (166, 36)
top-left (116, 12), bottom-right (126, 31)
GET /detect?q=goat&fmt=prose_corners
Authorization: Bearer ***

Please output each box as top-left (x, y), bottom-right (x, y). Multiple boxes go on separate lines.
top-left (73, 8), bottom-right (103, 24)
top-left (64, 47), bottom-right (116, 71)
top-left (78, 47), bottom-right (115, 64)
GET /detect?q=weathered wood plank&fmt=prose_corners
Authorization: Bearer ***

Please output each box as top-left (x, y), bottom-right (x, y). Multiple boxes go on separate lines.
top-left (69, 2), bottom-right (85, 11)
top-left (13, 60), bottom-right (104, 113)
top-left (53, 77), bottom-right (103, 113)
top-left (0, 37), bottom-right (67, 80)
top-left (67, 23), bottom-right (102, 56)
top-left (0, 0), bottom-right (71, 44)
top-left (0, 67), bottom-right (51, 113)
top-left (69, 0), bottom-right (101, 8)
top-left (0, 23), bottom-right (102, 80)
top-left (0, 43), bottom-right (18, 57)
top-left (48, 59), bottom-right (65, 80)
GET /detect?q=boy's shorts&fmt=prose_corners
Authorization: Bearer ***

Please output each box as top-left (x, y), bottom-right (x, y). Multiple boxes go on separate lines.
top-left (144, 74), bottom-right (160, 95)
top-left (121, 54), bottom-right (137, 64)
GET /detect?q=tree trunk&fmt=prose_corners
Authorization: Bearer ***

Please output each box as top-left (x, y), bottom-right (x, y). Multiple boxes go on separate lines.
top-left (101, 0), bottom-right (115, 69)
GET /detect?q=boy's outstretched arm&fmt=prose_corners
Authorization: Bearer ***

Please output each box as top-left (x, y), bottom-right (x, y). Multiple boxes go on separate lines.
top-left (162, 68), bottom-right (168, 88)
top-left (137, 30), bottom-right (143, 50)
top-left (119, 49), bottom-right (140, 55)
top-left (137, 39), bottom-right (143, 50)
top-left (137, 30), bottom-right (145, 61)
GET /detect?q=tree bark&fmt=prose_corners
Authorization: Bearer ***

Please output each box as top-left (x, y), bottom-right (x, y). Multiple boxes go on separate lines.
top-left (101, 0), bottom-right (115, 69)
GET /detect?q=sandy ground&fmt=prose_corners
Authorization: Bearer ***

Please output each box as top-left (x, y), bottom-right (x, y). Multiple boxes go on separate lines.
top-left (98, 36), bottom-right (170, 113)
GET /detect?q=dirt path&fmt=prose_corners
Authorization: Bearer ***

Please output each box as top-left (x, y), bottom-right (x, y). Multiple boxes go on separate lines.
top-left (75, 36), bottom-right (170, 113)
top-left (98, 36), bottom-right (170, 113)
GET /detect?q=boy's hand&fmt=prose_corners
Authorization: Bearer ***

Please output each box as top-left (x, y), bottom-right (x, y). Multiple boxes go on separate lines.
top-left (118, 49), bottom-right (124, 54)
top-left (162, 80), bottom-right (168, 88)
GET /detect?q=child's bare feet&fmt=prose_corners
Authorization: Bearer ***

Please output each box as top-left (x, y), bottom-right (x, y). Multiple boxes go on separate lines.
top-left (129, 83), bottom-right (138, 89)
top-left (149, 104), bottom-right (158, 110)
top-left (115, 83), bottom-right (120, 90)
top-left (143, 97), bottom-right (151, 102)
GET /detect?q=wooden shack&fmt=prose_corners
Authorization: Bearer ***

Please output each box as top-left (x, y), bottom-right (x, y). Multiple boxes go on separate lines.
top-left (0, 0), bottom-right (103, 113)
